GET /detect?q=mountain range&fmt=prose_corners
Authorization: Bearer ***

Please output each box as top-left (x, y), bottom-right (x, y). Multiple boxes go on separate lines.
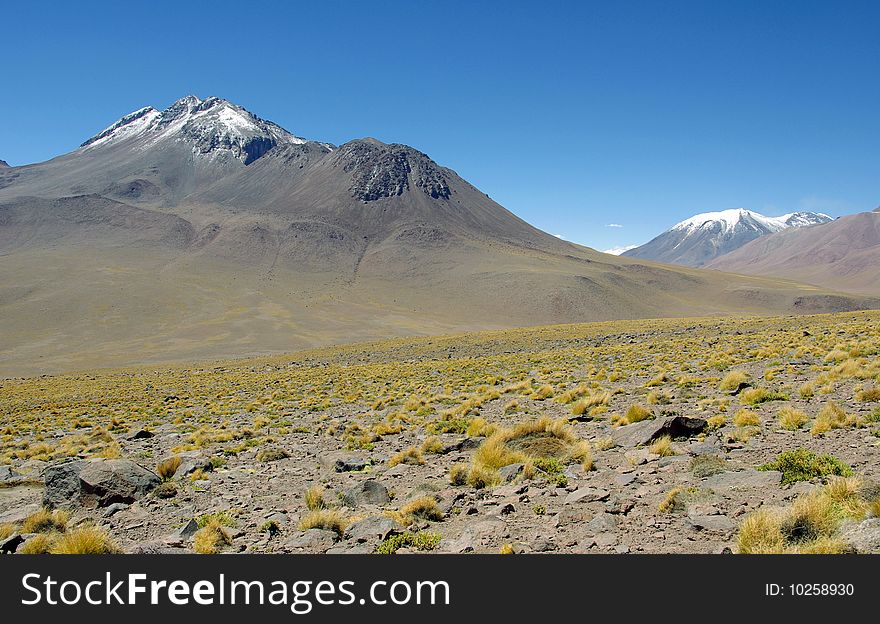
top-left (622, 208), bottom-right (832, 266)
top-left (708, 206), bottom-right (880, 295)
top-left (0, 96), bottom-right (876, 375)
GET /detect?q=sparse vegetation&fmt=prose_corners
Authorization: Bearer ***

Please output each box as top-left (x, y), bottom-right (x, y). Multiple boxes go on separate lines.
top-left (759, 448), bottom-right (853, 485)
top-left (375, 531), bottom-right (441, 554)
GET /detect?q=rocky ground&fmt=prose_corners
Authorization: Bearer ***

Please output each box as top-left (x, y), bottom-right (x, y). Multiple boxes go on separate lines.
top-left (2, 311), bottom-right (880, 554)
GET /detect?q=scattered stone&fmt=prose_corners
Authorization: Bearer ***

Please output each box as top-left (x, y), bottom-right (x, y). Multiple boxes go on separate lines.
top-left (839, 518), bottom-right (880, 553)
top-left (586, 512), bottom-right (618, 534)
top-left (498, 463), bottom-right (524, 482)
top-left (160, 453), bottom-right (213, 479)
top-left (611, 415), bottom-right (707, 449)
top-left (286, 529), bottom-right (338, 551)
top-left (605, 495), bottom-right (635, 515)
top-left (564, 487), bottom-right (609, 504)
top-left (563, 464), bottom-right (587, 480)
top-left (43, 458), bottom-right (160, 509)
top-left (342, 479), bottom-right (390, 507)
top-left (0, 504), bottom-right (41, 525)
top-left (129, 541), bottom-right (188, 554)
top-left (0, 465), bottom-right (27, 484)
top-left (702, 469), bottom-right (782, 491)
top-left (556, 506), bottom-right (594, 526)
top-left (531, 538), bottom-right (557, 552)
top-left (319, 452), bottom-right (369, 473)
top-left (442, 437), bottom-right (481, 453)
top-left (326, 544), bottom-right (374, 554)
top-left (594, 533), bottom-right (619, 548)
top-left (102, 502), bottom-right (129, 517)
top-left (614, 472), bottom-right (637, 487)
top-left (500, 503), bottom-right (516, 515)
top-left (345, 516), bottom-right (401, 544)
top-left (175, 519), bottom-right (199, 539)
top-left (127, 429), bottom-right (155, 440)
top-left (1, 532), bottom-right (25, 554)
top-left (687, 514), bottom-right (737, 533)
top-left (493, 483), bottom-right (527, 498)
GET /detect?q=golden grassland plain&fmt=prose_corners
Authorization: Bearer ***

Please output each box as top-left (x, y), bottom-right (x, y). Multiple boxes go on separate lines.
top-left (2, 310), bottom-right (880, 554)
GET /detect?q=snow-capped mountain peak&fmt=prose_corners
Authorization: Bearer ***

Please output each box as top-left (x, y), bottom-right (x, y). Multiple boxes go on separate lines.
top-left (80, 95), bottom-right (308, 164)
top-left (623, 208), bottom-right (832, 266)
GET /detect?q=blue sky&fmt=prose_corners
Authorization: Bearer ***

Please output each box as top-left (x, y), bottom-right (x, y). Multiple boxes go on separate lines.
top-left (2, 1), bottom-right (878, 252)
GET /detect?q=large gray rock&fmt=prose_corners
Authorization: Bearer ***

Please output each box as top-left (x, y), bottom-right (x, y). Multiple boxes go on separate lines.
top-left (43, 458), bottom-right (160, 508)
top-left (342, 480), bottom-right (390, 507)
top-left (839, 518), bottom-right (880, 553)
top-left (0, 465), bottom-right (27, 484)
top-left (345, 516), bottom-right (401, 544)
top-left (285, 529), bottom-right (338, 552)
top-left (611, 415), bottom-right (707, 448)
top-left (702, 469), bottom-right (782, 491)
top-left (564, 487), bottom-right (609, 504)
top-left (174, 454), bottom-right (213, 479)
top-left (319, 452), bottom-right (370, 473)
top-left (498, 463), bottom-right (524, 483)
top-left (687, 514), bottom-right (737, 533)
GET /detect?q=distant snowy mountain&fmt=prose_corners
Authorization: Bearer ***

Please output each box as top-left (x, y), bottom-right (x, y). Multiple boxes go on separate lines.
top-left (0, 159), bottom-right (9, 168)
top-left (622, 208), bottom-right (832, 266)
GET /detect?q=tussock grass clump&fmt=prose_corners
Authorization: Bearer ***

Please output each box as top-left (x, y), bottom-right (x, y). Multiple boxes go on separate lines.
top-left (645, 372), bottom-right (670, 387)
top-left (738, 478), bottom-right (865, 554)
top-left (472, 417), bottom-right (590, 480)
top-left (22, 508), bottom-right (69, 534)
top-left (593, 436), bottom-right (615, 451)
top-left (392, 496), bottom-right (443, 525)
top-left (153, 481), bottom-right (178, 499)
top-left (466, 465), bottom-right (500, 489)
top-left (19, 534), bottom-right (55, 554)
top-left (375, 531), bottom-right (441, 554)
top-left (706, 415), bottom-right (726, 431)
top-left (466, 417), bottom-right (497, 437)
top-left (256, 446), bottom-right (290, 462)
top-left (420, 436), bottom-right (444, 454)
top-left (571, 392), bottom-right (611, 415)
top-left (196, 511), bottom-right (236, 528)
top-left (720, 370), bottom-right (750, 391)
top-left (856, 386), bottom-right (880, 402)
top-left (193, 520), bottom-right (232, 554)
top-left (532, 384), bottom-right (554, 400)
top-left (50, 527), bottom-right (120, 554)
top-left (648, 435), bottom-right (675, 457)
top-left (298, 509), bottom-right (350, 536)
top-left (810, 402), bottom-right (854, 436)
top-left (615, 404), bottom-right (653, 427)
top-left (733, 409), bottom-right (760, 427)
top-left (658, 486), bottom-right (707, 513)
top-left (388, 446), bottom-right (425, 467)
top-left (690, 454), bottom-right (727, 478)
top-left (0, 523), bottom-right (15, 540)
top-left (156, 456), bottom-right (182, 480)
top-left (304, 485), bottom-right (327, 511)
top-left (449, 464), bottom-right (469, 486)
top-left (741, 387), bottom-right (788, 405)
top-left (759, 448), bottom-right (853, 485)
top-left (778, 406), bottom-right (808, 431)
top-left (647, 390), bottom-right (671, 405)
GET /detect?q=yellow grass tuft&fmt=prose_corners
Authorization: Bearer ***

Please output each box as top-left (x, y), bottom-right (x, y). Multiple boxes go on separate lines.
top-left (50, 527), bottom-right (120, 554)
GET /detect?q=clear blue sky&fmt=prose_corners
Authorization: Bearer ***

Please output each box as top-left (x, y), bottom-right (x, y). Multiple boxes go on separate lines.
top-left (2, 1), bottom-right (878, 252)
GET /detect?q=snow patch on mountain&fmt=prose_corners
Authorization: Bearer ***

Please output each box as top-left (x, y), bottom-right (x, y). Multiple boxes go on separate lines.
top-left (80, 96), bottom-right (308, 164)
